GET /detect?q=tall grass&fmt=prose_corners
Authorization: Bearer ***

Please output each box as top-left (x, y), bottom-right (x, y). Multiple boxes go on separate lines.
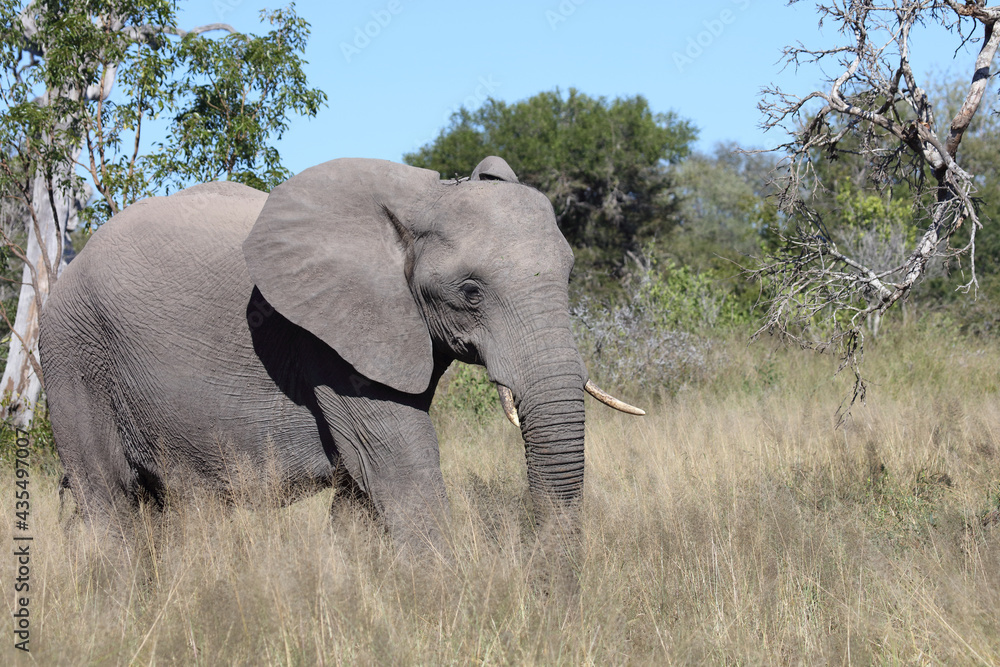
top-left (3, 323), bottom-right (999, 664)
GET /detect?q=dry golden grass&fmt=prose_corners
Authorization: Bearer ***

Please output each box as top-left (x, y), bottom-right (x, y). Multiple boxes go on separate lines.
top-left (3, 325), bottom-right (1000, 665)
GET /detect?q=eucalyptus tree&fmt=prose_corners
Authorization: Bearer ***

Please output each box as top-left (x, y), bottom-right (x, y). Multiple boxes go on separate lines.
top-left (751, 0), bottom-right (1000, 399)
top-left (0, 0), bottom-right (326, 425)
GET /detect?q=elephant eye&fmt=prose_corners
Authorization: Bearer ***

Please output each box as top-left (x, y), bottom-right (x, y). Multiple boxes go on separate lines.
top-left (459, 281), bottom-right (483, 306)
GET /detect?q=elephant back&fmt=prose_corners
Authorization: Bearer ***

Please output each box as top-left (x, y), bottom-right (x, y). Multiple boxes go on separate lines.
top-left (44, 181), bottom-right (268, 369)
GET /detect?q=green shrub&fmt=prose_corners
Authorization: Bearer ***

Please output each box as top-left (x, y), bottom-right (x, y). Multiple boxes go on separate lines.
top-left (573, 252), bottom-right (746, 392)
top-left (0, 402), bottom-right (59, 474)
top-left (432, 362), bottom-right (499, 423)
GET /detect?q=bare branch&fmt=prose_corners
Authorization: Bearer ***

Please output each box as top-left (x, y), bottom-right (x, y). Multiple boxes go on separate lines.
top-left (122, 22), bottom-right (237, 42)
top-left (749, 1), bottom-right (999, 402)
top-left (945, 16), bottom-right (1000, 156)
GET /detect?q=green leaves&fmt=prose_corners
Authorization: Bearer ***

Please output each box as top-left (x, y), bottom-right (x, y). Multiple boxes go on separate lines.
top-left (0, 1), bottom-right (327, 230)
top-left (572, 255), bottom-right (724, 393)
top-left (673, 145), bottom-right (781, 261)
top-left (405, 88), bottom-right (697, 288)
top-left (149, 6), bottom-right (326, 194)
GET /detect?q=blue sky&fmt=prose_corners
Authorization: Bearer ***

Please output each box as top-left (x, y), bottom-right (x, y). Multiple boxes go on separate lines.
top-left (174, 0), bottom-right (985, 175)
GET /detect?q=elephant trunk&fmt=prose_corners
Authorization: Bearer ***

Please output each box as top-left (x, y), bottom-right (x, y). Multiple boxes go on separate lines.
top-left (485, 294), bottom-right (587, 566)
top-left (519, 373), bottom-right (585, 504)
top-left (515, 356), bottom-right (587, 556)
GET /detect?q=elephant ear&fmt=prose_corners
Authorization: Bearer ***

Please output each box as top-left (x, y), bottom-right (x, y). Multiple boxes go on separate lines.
top-left (243, 158), bottom-right (439, 394)
top-left (470, 156), bottom-right (518, 183)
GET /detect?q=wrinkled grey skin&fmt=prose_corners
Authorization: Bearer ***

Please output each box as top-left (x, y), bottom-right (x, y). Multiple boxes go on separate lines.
top-left (40, 157), bottom-right (586, 554)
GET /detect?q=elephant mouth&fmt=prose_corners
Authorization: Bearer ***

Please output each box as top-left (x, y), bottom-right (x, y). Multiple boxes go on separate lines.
top-left (494, 381), bottom-right (645, 428)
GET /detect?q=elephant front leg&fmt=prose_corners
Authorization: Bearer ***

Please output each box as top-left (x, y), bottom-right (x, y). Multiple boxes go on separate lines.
top-left (316, 386), bottom-right (451, 558)
top-left (367, 456), bottom-right (451, 560)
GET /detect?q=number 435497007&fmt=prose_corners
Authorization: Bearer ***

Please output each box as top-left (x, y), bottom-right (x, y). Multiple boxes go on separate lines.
top-left (13, 427), bottom-right (30, 527)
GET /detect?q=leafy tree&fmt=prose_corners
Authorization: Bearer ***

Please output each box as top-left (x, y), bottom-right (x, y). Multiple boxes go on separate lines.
top-left (665, 143), bottom-right (781, 324)
top-left (404, 89), bottom-right (697, 293)
top-left (0, 0), bottom-right (326, 425)
top-left (145, 7), bottom-right (325, 198)
top-left (572, 252), bottom-right (736, 393)
top-left (671, 143), bottom-right (780, 264)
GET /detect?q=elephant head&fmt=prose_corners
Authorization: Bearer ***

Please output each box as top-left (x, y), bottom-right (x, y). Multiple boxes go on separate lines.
top-left (242, 156), bottom-right (641, 543)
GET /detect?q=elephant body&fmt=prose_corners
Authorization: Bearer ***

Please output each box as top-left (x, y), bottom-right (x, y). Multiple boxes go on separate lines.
top-left (41, 157), bottom-right (596, 551)
top-left (47, 183), bottom-right (343, 503)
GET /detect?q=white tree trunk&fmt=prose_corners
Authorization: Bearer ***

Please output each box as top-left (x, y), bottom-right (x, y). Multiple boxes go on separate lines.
top-left (1, 162), bottom-right (78, 426)
top-left (3, 6), bottom-right (231, 426)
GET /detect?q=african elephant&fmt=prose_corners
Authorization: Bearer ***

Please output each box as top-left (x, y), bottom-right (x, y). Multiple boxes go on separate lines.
top-left (39, 156), bottom-right (641, 554)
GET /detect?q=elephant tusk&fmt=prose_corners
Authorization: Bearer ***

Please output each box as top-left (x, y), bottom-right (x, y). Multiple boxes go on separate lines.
top-left (496, 384), bottom-right (520, 428)
top-left (585, 380), bottom-right (646, 416)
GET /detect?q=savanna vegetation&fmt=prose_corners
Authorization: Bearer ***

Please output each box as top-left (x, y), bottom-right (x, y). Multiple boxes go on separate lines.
top-left (2, 324), bottom-right (999, 664)
top-left (2, 0), bottom-right (1000, 664)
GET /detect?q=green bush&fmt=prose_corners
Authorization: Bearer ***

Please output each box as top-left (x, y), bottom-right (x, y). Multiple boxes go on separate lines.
top-left (432, 362), bottom-right (500, 423)
top-left (573, 252), bottom-right (747, 392)
top-left (0, 403), bottom-right (59, 475)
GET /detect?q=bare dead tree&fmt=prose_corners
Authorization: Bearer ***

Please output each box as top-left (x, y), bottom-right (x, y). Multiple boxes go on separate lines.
top-left (749, 1), bottom-right (1000, 402)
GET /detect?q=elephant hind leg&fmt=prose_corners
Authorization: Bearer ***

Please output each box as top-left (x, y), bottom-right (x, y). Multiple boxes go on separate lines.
top-left (47, 375), bottom-right (140, 535)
